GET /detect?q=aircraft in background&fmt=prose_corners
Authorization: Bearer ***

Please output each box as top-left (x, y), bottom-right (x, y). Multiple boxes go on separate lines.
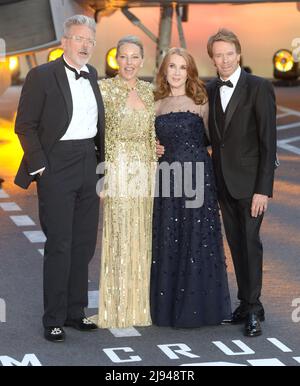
top-left (0, 0), bottom-right (298, 94)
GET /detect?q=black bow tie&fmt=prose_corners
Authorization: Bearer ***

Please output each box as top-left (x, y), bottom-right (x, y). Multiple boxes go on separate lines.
top-left (63, 59), bottom-right (90, 81)
top-left (216, 79), bottom-right (233, 88)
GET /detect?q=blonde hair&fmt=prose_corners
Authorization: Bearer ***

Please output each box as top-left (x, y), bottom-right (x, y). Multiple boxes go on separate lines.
top-left (116, 35), bottom-right (144, 58)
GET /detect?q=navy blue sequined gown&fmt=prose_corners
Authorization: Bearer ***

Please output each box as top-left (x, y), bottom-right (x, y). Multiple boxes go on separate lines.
top-left (150, 96), bottom-right (231, 328)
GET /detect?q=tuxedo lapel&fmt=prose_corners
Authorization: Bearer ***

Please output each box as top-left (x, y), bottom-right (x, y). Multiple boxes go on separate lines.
top-left (211, 80), bottom-right (222, 140)
top-left (87, 68), bottom-right (103, 121)
top-left (54, 58), bottom-right (73, 122)
top-left (223, 69), bottom-right (248, 135)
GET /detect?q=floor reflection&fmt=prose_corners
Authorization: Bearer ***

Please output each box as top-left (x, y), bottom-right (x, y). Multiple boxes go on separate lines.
top-left (0, 86), bottom-right (23, 185)
top-left (0, 116), bottom-right (23, 180)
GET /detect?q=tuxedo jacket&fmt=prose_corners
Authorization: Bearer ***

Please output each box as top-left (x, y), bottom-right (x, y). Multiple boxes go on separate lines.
top-left (206, 69), bottom-right (277, 199)
top-left (14, 57), bottom-right (105, 189)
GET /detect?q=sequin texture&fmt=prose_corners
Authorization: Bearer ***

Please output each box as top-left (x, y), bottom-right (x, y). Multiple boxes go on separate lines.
top-left (150, 96), bottom-right (232, 328)
top-left (95, 76), bottom-right (156, 328)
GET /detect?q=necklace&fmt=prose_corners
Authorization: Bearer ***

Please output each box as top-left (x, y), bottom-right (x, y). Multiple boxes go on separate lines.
top-left (128, 84), bottom-right (137, 91)
top-left (116, 75), bottom-right (137, 91)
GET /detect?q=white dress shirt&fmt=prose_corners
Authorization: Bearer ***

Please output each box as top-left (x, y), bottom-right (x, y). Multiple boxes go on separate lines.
top-left (60, 56), bottom-right (98, 140)
top-left (30, 57), bottom-right (98, 176)
top-left (219, 65), bottom-right (241, 112)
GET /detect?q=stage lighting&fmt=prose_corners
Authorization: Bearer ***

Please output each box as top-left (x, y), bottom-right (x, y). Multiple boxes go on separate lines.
top-left (105, 47), bottom-right (119, 77)
top-left (273, 49), bottom-right (299, 81)
top-left (9, 56), bottom-right (18, 72)
top-left (48, 48), bottom-right (64, 62)
top-left (8, 56), bottom-right (20, 84)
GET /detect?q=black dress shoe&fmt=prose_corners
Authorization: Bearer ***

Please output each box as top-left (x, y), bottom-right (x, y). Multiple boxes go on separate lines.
top-left (221, 305), bottom-right (248, 324)
top-left (64, 317), bottom-right (98, 331)
top-left (244, 313), bottom-right (262, 337)
top-left (44, 327), bottom-right (65, 342)
top-left (222, 306), bottom-right (265, 324)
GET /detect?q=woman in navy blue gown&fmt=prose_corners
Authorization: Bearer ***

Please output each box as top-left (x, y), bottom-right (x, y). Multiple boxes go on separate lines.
top-left (150, 48), bottom-right (231, 328)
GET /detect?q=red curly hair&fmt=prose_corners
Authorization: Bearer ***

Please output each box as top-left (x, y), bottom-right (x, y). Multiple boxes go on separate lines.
top-left (154, 47), bottom-right (207, 105)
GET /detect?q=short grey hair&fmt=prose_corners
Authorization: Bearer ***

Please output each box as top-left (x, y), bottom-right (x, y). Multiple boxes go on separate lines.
top-left (116, 35), bottom-right (144, 58)
top-left (63, 15), bottom-right (96, 36)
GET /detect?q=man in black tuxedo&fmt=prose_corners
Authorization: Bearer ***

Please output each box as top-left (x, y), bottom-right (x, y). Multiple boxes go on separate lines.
top-left (15, 15), bottom-right (104, 342)
top-left (206, 29), bottom-right (277, 337)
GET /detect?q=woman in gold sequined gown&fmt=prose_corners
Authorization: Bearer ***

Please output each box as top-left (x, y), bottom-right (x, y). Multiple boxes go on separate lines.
top-left (93, 36), bottom-right (156, 328)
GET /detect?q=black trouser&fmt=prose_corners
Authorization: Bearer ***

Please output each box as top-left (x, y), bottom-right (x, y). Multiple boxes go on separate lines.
top-left (218, 180), bottom-right (264, 314)
top-left (37, 139), bottom-right (99, 327)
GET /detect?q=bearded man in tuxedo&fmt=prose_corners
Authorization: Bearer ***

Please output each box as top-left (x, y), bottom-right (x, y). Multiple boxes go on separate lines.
top-left (15, 15), bottom-right (104, 342)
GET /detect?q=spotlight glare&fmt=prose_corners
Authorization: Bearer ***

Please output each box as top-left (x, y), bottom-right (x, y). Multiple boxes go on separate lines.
top-left (48, 48), bottom-right (64, 62)
top-left (9, 56), bottom-right (19, 72)
top-left (107, 48), bottom-right (119, 71)
top-left (274, 50), bottom-right (294, 72)
top-left (273, 49), bottom-right (299, 82)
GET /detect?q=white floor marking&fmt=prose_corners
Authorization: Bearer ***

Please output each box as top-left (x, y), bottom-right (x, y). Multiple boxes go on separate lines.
top-left (276, 112), bottom-right (292, 119)
top-left (10, 215), bottom-right (35, 226)
top-left (0, 202), bottom-right (22, 211)
top-left (0, 189), bottom-right (9, 198)
top-left (247, 358), bottom-right (285, 366)
top-left (23, 231), bottom-right (46, 243)
top-left (267, 338), bottom-right (292, 352)
top-left (109, 327), bottom-right (141, 338)
top-left (275, 106), bottom-right (300, 155)
top-left (88, 290), bottom-right (99, 309)
top-left (277, 122), bottom-right (300, 131)
top-left (277, 136), bottom-right (300, 155)
top-left (277, 105), bottom-right (300, 118)
top-left (87, 291), bottom-right (141, 337)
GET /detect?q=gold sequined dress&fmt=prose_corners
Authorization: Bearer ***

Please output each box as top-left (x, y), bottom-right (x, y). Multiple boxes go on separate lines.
top-left (94, 76), bottom-right (156, 328)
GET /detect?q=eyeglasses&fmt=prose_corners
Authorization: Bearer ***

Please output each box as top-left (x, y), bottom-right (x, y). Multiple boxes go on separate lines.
top-left (65, 35), bottom-right (96, 47)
